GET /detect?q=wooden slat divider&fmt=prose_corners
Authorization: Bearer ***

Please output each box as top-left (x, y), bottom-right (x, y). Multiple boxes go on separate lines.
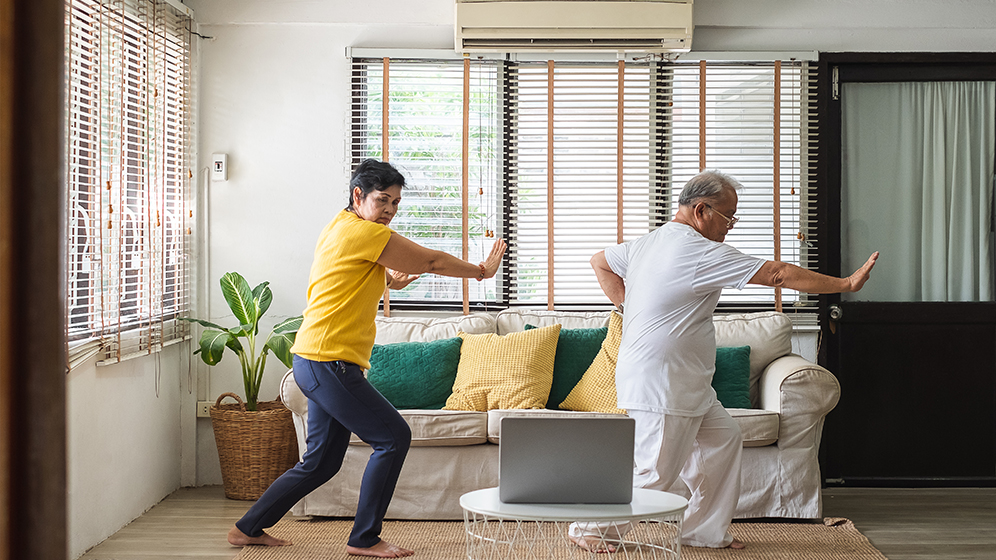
top-left (699, 60), bottom-right (706, 171)
top-left (382, 57), bottom-right (391, 317)
top-left (462, 57), bottom-right (470, 315)
top-left (773, 61), bottom-right (782, 312)
top-left (547, 60), bottom-right (555, 310)
top-left (617, 60), bottom-right (625, 244)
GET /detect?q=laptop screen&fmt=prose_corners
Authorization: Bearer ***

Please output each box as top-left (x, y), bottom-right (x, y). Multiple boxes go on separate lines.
top-left (498, 416), bottom-right (635, 504)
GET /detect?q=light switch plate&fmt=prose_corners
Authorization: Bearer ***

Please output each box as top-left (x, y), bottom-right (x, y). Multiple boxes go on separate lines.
top-left (211, 153), bottom-right (228, 181)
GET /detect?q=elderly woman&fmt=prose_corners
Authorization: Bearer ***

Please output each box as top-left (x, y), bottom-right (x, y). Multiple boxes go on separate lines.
top-left (227, 159), bottom-right (507, 558)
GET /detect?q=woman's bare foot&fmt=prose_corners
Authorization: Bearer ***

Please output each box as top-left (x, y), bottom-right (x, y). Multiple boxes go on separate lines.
top-left (227, 526), bottom-right (292, 547)
top-left (727, 539), bottom-right (746, 549)
top-left (346, 539), bottom-right (414, 558)
top-left (569, 534), bottom-right (617, 553)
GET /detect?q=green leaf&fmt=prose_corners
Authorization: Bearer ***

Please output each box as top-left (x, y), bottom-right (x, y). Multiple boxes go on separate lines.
top-left (265, 330), bottom-right (298, 369)
top-left (225, 336), bottom-right (244, 353)
top-left (272, 315), bottom-right (303, 334)
top-left (179, 317), bottom-right (227, 331)
top-left (253, 282), bottom-right (273, 320)
top-left (220, 272), bottom-right (256, 326)
top-left (198, 330), bottom-right (231, 365)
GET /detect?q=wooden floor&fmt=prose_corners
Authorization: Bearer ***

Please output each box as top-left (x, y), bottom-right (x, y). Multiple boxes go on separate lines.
top-left (77, 486), bottom-right (996, 560)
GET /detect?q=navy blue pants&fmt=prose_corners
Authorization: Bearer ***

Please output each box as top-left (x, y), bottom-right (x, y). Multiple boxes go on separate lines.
top-left (235, 356), bottom-right (411, 548)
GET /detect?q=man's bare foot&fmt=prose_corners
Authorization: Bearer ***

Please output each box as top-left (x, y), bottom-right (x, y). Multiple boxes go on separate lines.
top-left (727, 539), bottom-right (746, 549)
top-left (227, 526), bottom-right (292, 547)
top-left (346, 539), bottom-right (414, 558)
top-left (569, 534), bottom-right (617, 554)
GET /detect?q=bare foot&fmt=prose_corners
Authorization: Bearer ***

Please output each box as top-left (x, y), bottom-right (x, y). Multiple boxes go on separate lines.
top-left (346, 539), bottom-right (414, 558)
top-left (227, 526), bottom-right (292, 547)
top-left (569, 534), bottom-right (617, 554)
top-left (727, 539), bottom-right (746, 549)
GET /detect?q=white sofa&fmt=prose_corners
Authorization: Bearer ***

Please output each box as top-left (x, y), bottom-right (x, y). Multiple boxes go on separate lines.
top-left (279, 309), bottom-right (839, 520)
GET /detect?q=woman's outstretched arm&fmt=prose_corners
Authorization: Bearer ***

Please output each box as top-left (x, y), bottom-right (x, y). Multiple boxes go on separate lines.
top-left (378, 233), bottom-right (507, 280)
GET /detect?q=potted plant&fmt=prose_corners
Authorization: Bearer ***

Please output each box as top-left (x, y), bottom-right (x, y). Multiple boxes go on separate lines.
top-left (182, 271), bottom-right (304, 499)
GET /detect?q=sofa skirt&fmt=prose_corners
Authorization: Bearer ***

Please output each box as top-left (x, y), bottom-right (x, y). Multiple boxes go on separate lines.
top-left (291, 443), bottom-right (499, 520)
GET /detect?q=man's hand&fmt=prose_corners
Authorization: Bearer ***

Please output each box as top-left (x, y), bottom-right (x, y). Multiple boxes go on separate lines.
top-left (846, 251), bottom-right (879, 293)
top-left (591, 251), bottom-right (625, 307)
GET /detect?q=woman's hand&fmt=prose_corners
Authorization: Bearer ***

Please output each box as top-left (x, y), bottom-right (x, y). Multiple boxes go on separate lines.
top-left (480, 239), bottom-right (507, 279)
top-left (386, 269), bottom-right (420, 290)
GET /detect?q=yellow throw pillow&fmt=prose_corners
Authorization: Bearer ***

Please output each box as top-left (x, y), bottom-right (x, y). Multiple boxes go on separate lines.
top-left (443, 324), bottom-right (562, 411)
top-left (559, 311), bottom-right (626, 414)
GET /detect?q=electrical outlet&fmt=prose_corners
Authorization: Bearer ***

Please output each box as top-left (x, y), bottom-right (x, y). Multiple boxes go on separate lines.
top-left (196, 401), bottom-right (212, 418)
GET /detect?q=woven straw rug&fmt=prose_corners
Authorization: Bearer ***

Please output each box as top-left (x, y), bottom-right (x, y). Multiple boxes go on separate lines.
top-left (234, 517), bottom-right (887, 560)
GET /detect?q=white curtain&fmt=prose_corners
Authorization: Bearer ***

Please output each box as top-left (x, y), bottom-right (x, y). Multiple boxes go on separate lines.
top-left (842, 81), bottom-right (995, 302)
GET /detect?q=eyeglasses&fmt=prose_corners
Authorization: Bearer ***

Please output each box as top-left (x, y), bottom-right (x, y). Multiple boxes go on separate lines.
top-left (704, 203), bottom-right (739, 229)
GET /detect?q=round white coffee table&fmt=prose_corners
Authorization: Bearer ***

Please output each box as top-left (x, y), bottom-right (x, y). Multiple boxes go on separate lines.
top-left (460, 488), bottom-right (688, 560)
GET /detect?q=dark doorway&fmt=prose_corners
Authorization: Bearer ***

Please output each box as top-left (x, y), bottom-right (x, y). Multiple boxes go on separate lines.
top-left (819, 53), bottom-right (996, 486)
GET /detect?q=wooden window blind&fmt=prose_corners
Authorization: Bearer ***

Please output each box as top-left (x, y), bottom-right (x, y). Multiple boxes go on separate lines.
top-left (350, 58), bottom-right (503, 306)
top-left (65, 0), bottom-right (193, 365)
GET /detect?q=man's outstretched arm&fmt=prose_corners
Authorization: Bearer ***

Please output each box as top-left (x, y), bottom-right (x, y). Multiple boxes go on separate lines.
top-left (591, 251), bottom-right (626, 308)
top-left (749, 251), bottom-right (879, 294)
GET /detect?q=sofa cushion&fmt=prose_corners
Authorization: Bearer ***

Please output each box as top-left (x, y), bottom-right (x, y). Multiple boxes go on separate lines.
top-left (727, 408), bottom-right (780, 447)
top-left (443, 324), bottom-right (561, 411)
top-left (375, 313), bottom-right (495, 344)
top-left (367, 337), bottom-right (462, 409)
top-left (558, 312), bottom-right (626, 414)
top-left (714, 312), bottom-right (793, 407)
top-left (486, 408), bottom-right (626, 444)
top-left (713, 345), bottom-right (752, 409)
top-left (496, 309), bottom-right (612, 334)
top-left (349, 409), bottom-right (488, 447)
top-left (524, 324), bottom-right (608, 409)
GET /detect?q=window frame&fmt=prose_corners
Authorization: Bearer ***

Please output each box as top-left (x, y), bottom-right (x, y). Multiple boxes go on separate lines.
top-left (348, 49), bottom-right (820, 319)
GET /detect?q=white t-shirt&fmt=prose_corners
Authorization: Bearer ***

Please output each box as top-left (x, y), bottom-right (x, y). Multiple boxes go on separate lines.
top-left (604, 222), bottom-right (765, 417)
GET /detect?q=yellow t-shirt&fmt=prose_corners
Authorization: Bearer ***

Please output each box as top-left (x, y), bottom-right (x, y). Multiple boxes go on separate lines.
top-left (291, 209), bottom-right (392, 369)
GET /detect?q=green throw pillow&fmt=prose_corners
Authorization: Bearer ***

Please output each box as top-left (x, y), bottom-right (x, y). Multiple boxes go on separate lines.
top-left (524, 324), bottom-right (609, 409)
top-left (713, 345), bottom-right (751, 408)
top-left (367, 337), bottom-right (463, 409)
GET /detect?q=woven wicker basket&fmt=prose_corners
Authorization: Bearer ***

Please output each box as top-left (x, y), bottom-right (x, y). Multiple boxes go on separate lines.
top-left (210, 392), bottom-right (300, 500)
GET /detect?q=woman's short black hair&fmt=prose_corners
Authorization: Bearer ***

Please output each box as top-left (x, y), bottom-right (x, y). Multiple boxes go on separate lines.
top-left (347, 159), bottom-right (406, 210)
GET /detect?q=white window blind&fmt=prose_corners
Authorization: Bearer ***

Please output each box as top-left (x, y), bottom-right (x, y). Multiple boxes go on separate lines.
top-left (662, 61), bottom-right (819, 316)
top-left (506, 61), bottom-right (659, 306)
top-left (65, 0), bottom-right (193, 365)
top-left (350, 58), bottom-right (503, 305)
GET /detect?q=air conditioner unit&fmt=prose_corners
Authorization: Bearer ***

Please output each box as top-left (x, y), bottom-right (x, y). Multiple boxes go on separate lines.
top-left (455, 0), bottom-right (693, 53)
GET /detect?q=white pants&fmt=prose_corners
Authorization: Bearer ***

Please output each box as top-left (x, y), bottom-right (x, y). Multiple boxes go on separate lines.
top-left (570, 400), bottom-right (742, 548)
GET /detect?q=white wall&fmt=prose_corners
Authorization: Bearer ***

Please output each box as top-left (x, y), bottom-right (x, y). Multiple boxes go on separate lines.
top-left (67, 345), bottom-right (190, 559)
top-left (67, 0), bottom-right (996, 556)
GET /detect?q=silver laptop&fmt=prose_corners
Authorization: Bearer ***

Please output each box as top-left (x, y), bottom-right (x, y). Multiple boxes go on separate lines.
top-left (498, 416), bottom-right (635, 504)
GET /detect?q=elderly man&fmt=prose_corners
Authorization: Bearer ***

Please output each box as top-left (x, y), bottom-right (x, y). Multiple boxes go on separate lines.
top-left (579, 171), bottom-right (878, 550)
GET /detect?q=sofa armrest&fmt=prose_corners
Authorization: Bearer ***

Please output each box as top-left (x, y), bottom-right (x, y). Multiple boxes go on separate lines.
top-left (758, 354), bottom-right (840, 448)
top-left (279, 369), bottom-right (309, 461)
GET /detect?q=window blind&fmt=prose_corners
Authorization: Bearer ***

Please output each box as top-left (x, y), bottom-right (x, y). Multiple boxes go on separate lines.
top-left (348, 55), bottom-right (820, 317)
top-left (65, 0), bottom-right (192, 365)
top-left (350, 58), bottom-right (503, 305)
top-left (506, 60), bottom-right (659, 306)
top-left (660, 61), bottom-right (819, 317)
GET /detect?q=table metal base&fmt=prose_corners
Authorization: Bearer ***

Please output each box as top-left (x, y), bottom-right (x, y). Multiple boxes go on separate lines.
top-left (463, 512), bottom-right (682, 560)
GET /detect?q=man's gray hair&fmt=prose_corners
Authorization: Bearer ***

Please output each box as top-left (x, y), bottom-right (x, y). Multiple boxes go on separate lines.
top-left (677, 171), bottom-right (743, 206)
